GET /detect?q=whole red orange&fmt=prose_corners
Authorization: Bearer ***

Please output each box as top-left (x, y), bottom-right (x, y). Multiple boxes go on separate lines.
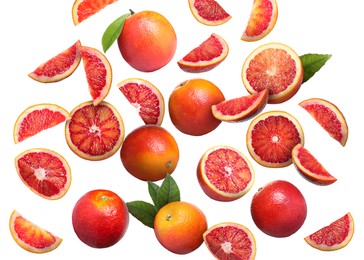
top-left (250, 180), bottom-right (307, 237)
top-left (72, 189), bottom-right (129, 248)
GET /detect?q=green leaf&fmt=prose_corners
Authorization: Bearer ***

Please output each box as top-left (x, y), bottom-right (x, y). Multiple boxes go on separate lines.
top-left (148, 181), bottom-right (160, 206)
top-left (300, 54), bottom-right (332, 83)
top-left (126, 201), bottom-right (158, 228)
top-left (155, 174), bottom-right (180, 210)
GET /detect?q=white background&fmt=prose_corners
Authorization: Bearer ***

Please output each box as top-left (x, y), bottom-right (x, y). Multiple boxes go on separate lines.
top-left (1, 0), bottom-right (363, 259)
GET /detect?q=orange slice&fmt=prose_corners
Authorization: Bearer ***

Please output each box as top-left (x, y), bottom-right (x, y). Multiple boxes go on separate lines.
top-left (72, 0), bottom-right (118, 25)
top-left (241, 0), bottom-right (278, 42)
top-left (14, 104), bottom-right (70, 144)
top-left (9, 210), bottom-right (62, 253)
top-left (305, 212), bottom-right (354, 251)
top-left (117, 78), bottom-right (165, 126)
top-left (299, 98), bottom-right (348, 146)
top-left (15, 148), bottom-right (72, 200)
top-left (65, 101), bottom-right (125, 161)
top-left (28, 40), bottom-right (81, 83)
top-left (292, 144), bottom-right (337, 185)
top-left (188, 0), bottom-right (231, 26)
top-left (242, 42), bottom-right (303, 104)
top-left (212, 89), bottom-right (268, 122)
top-left (80, 46), bottom-right (112, 106)
top-left (177, 33), bottom-right (229, 73)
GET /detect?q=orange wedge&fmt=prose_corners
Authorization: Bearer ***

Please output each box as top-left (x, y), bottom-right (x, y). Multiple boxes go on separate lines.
top-left (72, 0), bottom-right (118, 25)
top-left (188, 0), bottom-right (231, 26)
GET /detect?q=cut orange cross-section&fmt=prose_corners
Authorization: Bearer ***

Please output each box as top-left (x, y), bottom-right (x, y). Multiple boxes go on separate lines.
top-left (188, 0), bottom-right (231, 26)
top-left (72, 0), bottom-right (118, 25)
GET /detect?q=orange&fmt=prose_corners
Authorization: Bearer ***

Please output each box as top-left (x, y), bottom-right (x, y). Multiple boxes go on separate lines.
top-left (154, 201), bottom-right (208, 254)
top-left (72, 189), bottom-right (129, 248)
top-left (168, 78), bottom-right (225, 136)
top-left (188, 0), bottom-right (231, 26)
top-left (117, 10), bottom-right (177, 72)
top-left (120, 125), bottom-right (179, 182)
top-left (72, 0), bottom-right (118, 25)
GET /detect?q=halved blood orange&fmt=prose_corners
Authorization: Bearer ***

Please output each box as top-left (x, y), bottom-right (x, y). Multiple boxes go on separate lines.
top-left (72, 0), bottom-right (118, 25)
top-left (117, 78), bottom-right (165, 126)
top-left (65, 101), bottom-right (124, 161)
top-left (292, 144), bottom-right (337, 185)
top-left (177, 33), bottom-right (229, 73)
top-left (203, 222), bottom-right (256, 260)
top-left (188, 0), bottom-right (231, 26)
top-left (242, 42), bottom-right (303, 104)
top-left (299, 98), bottom-right (348, 146)
top-left (80, 46), bottom-right (112, 106)
top-left (246, 110), bottom-right (304, 167)
top-left (304, 212), bottom-right (354, 251)
top-left (14, 104), bottom-right (70, 144)
top-left (212, 88), bottom-right (268, 122)
top-left (28, 40), bottom-right (81, 83)
top-left (15, 148), bottom-right (72, 200)
top-left (9, 210), bottom-right (62, 253)
top-left (241, 0), bottom-right (278, 42)
top-left (197, 145), bottom-right (255, 202)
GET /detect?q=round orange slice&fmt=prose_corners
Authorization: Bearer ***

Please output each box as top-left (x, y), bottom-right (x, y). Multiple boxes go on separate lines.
top-left (241, 0), bottom-right (278, 42)
top-left (28, 40), bottom-right (81, 83)
top-left (117, 78), bottom-right (165, 126)
top-left (188, 0), bottom-right (231, 26)
top-left (299, 98), bottom-right (348, 146)
top-left (242, 42), bottom-right (303, 104)
top-left (14, 103), bottom-right (71, 144)
top-left (72, 0), bottom-right (118, 25)
top-left (65, 101), bottom-right (125, 161)
top-left (9, 210), bottom-right (62, 253)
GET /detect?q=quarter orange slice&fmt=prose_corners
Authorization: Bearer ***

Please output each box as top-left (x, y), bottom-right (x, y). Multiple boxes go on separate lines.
top-left (14, 104), bottom-right (70, 144)
top-left (242, 42), bottom-right (303, 104)
top-left (177, 33), bottom-right (229, 73)
top-left (188, 0), bottom-right (231, 26)
top-left (80, 46), bottom-right (112, 106)
top-left (72, 0), bottom-right (118, 25)
top-left (299, 98), bottom-right (348, 146)
top-left (241, 0), bottom-right (278, 42)
top-left (117, 78), bottom-right (165, 126)
top-left (9, 210), bottom-right (62, 253)
top-left (304, 212), bottom-right (354, 251)
top-left (28, 40), bottom-right (81, 83)
top-left (65, 101), bottom-right (125, 161)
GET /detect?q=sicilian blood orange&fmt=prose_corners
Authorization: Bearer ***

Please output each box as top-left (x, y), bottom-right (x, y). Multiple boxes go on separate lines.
top-left (117, 78), bottom-right (165, 126)
top-left (13, 103), bottom-right (70, 144)
top-left (79, 46), bottom-right (112, 106)
top-left (299, 98), bottom-right (348, 146)
top-left (197, 145), bottom-right (255, 202)
top-left (242, 42), bottom-right (303, 104)
top-left (241, 0), bottom-right (278, 42)
top-left (177, 33), bottom-right (229, 73)
top-left (15, 148), bottom-right (72, 200)
top-left (304, 212), bottom-right (354, 251)
top-left (28, 40), bottom-right (81, 83)
top-left (65, 101), bottom-right (124, 161)
top-left (9, 210), bottom-right (62, 253)
top-left (246, 110), bottom-right (304, 167)
top-left (188, 0), bottom-right (231, 26)
top-left (212, 89), bottom-right (268, 122)
top-left (203, 222), bottom-right (256, 260)
top-left (72, 0), bottom-right (118, 25)
top-left (292, 144), bottom-right (337, 185)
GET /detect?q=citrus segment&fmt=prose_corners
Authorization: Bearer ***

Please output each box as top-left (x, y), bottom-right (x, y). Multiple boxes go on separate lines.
top-left (212, 89), bottom-right (268, 122)
top-left (188, 0), bottom-right (231, 26)
top-left (177, 33), bottom-right (229, 73)
top-left (117, 78), bottom-right (165, 126)
top-left (65, 101), bottom-right (124, 161)
top-left (241, 0), bottom-right (278, 42)
top-left (197, 146), bottom-right (255, 202)
top-left (304, 212), bottom-right (354, 251)
top-left (242, 42), bottom-right (303, 104)
top-left (15, 148), bottom-right (72, 200)
top-left (203, 222), bottom-right (256, 260)
top-left (72, 0), bottom-right (118, 25)
top-left (14, 104), bottom-right (70, 144)
top-left (292, 144), bottom-right (337, 185)
top-left (299, 98), bottom-right (348, 146)
top-left (9, 210), bottom-right (62, 253)
top-left (79, 46), bottom-right (112, 106)
top-left (246, 110), bottom-right (304, 167)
